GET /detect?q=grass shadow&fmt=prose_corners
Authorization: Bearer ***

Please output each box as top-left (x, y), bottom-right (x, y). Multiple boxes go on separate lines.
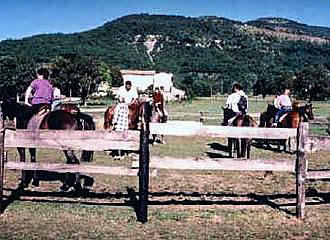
top-left (2, 185), bottom-right (330, 218)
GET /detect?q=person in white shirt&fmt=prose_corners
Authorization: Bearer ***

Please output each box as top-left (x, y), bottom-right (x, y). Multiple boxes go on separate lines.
top-left (116, 80), bottom-right (138, 104)
top-left (51, 86), bottom-right (62, 111)
top-left (222, 83), bottom-right (248, 126)
top-left (225, 83), bottom-right (248, 114)
top-left (113, 81), bottom-right (138, 131)
top-left (273, 88), bottom-right (292, 125)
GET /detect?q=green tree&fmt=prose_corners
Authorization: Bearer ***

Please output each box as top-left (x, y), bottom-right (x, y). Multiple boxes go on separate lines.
top-left (51, 54), bottom-right (112, 104)
top-left (293, 65), bottom-right (330, 100)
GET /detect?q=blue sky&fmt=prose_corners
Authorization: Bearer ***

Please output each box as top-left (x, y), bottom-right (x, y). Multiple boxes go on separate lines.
top-left (1, 0), bottom-right (329, 40)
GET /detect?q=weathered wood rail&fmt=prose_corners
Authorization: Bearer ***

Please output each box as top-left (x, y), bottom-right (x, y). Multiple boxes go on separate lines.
top-left (146, 120), bottom-right (329, 220)
top-left (0, 103), bottom-right (152, 223)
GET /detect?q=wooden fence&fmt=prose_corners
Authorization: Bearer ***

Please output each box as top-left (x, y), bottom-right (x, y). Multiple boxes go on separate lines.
top-left (0, 103), bottom-right (152, 223)
top-left (145, 120), bottom-right (330, 220)
top-left (1, 104), bottom-right (330, 223)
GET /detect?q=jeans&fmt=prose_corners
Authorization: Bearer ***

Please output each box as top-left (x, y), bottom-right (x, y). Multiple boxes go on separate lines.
top-left (274, 106), bottom-right (292, 123)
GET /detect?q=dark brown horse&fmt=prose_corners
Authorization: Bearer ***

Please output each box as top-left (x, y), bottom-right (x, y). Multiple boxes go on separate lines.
top-left (222, 108), bottom-right (258, 158)
top-left (1, 100), bottom-right (95, 189)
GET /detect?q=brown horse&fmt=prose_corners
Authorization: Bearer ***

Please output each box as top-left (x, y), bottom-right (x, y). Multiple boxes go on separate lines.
top-left (104, 100), bottom-right (144, 130)
top-left (222, 108), bottom-right (258, 158)
top-left (1, 100), bottom-right (95, 189)
top-left (259, 103), bottom-right (314, 151)
top-left (150, 100), bottom-right (167, 144)
top-left (104, 100), bottom-right (145, 159)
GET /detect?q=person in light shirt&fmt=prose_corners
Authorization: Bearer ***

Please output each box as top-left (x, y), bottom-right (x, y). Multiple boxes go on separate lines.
top-left (116, 80), bottom-right (138, 104)
top-left (225, 83), bottom-right (248, 115)
top-left (273, 88), bottom-right (292, 126)
top-left (113, 81), bottom-right (138, 131)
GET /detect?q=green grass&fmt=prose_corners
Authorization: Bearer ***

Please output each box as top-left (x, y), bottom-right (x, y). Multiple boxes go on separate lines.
top-left (1, 98), bottom-right (330, 239)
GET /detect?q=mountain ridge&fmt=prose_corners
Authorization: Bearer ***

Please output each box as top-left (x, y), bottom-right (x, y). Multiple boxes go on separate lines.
top-left (0, 14), bottom-right (329, 97)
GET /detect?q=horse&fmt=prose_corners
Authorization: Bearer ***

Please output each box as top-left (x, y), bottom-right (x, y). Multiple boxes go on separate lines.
top-left (150, 99), bottom-right (167, 144)
top-left (1, 99), bottom-right (95, 190)
top-left (104, 100), bottom-right (144, 131)
top-left (259, 103), bottom-right (314, 151)
top-left (104, 99), bottom-right (145, 159)
top-left (222, 108), bottom-right (258, 158)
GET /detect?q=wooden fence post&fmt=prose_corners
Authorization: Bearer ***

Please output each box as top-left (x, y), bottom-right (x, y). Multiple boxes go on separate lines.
top-left (0, 118), bottom-right (4, 213)
top-left (296, 122), bottom-right (308, 219)
top-left (137, 102), bottom-right (151, 223)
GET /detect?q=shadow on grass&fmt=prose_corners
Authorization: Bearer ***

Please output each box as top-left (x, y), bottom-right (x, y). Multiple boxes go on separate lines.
top-left (206, 142), bottom-right (232, 158)
top-left (2, 186), bottom-right (330, 218)
top-left (252, 140), bottom-right (296, 155)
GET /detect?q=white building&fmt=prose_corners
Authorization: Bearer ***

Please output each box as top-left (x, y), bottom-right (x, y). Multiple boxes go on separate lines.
top-left (119, 70), bottom-right (185, 101)
top-left (120, 70), bottom-right (173, 91)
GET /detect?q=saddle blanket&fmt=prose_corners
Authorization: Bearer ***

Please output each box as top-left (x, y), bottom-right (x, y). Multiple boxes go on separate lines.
top-left (27, 109), bottom-right (50, 129)
top-left (113, 103), bottom-right (129, 131)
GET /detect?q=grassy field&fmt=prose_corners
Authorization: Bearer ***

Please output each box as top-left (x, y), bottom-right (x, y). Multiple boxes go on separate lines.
top-left (1, 98), bottom-right (330, 239)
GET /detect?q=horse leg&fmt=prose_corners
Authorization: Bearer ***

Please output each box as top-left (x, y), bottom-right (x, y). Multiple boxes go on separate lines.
top-left (247, 139), bottom-right (252, 159)
top-left (236, 139), bottom-right (241, 158)
top-left (228, 138), bottom-right (233, 158)
top-left (17, 147), bottom-right (32, 188)
top-left (29, 148), bottom-right (39, 187)
top-left (63, 150), bottom-right (79, 164)
top-left (61, 150), bottom-right (82, 192)
top-left (288, 137), bottom-right (292, 152)
top-left (241, 138), bottom-right (247, 158)
top-left (152, 134), bottom-right (157, 144)
top-left (160, 134), bottom-right (165, 144)
top-left (81, 150), bottom-right (94, 163)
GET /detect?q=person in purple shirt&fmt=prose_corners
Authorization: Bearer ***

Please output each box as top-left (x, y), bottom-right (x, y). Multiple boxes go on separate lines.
top-left (24, 68), bottom-right (53, 114)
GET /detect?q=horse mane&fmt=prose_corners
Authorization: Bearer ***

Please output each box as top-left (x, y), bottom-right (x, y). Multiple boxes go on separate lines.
top-left (1, 100), bottom-right (34, 121)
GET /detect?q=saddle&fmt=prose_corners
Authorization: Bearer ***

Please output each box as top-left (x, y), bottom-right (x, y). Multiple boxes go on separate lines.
top-left (27, 107), bottom-right (50, 129)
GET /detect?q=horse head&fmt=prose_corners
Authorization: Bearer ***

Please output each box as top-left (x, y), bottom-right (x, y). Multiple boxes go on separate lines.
top-left (303, 103), bottom-right (314, 121)
top-left (60, 103), bottom-right (80, 115)
top-left (128, 99), bottom-right (145, 129)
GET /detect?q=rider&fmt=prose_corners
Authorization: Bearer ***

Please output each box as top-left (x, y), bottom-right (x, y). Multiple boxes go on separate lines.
top-left (273, 88), bottom-right (292, 126)
top-left (51, 84), bottom-right (62, 111)
top-left (112, 80), bottom-right (138, 131)
top-left (25, 68), bottom-right (53, 114)
top-left (152, 87), bottom-right (168, 120)
top-left (225, 83), bottom-right (248, 120)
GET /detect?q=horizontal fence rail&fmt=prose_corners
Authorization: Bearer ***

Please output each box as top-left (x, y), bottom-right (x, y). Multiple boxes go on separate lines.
top-left (4, 129), bottom-right (140, 151)
top-left (133, 157), bottom-right (296, 172)
top-left (6, 162), bottom-right (157, 177)
top-left (150, 121), bottom-right (297, 139)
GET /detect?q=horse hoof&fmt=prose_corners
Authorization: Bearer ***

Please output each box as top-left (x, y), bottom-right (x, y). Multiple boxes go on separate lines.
top-left (73, 183), bottom-right (83, 193)
top-left (66, 160), bottom-right (79, 165)
top-left (60, 184), bottom-right (70, 192)
top-left (264, 171), bottom-right (273, 178)
top-left (32, 179), bottom-right (40, 187)
top-left (18, 181), bottom-right (29, 189)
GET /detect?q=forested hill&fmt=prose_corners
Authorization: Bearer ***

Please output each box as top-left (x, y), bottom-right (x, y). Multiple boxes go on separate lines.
top-left (1, 14), bottom-right (330, 99)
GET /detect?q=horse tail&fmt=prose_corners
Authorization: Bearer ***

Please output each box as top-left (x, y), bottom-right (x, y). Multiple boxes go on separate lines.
top-left (259, 112), bottom-right (266, 127)
top-left (104, 106), bottom-right (114, 129)
top-left (76, 112), bottom-right (95, 162)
